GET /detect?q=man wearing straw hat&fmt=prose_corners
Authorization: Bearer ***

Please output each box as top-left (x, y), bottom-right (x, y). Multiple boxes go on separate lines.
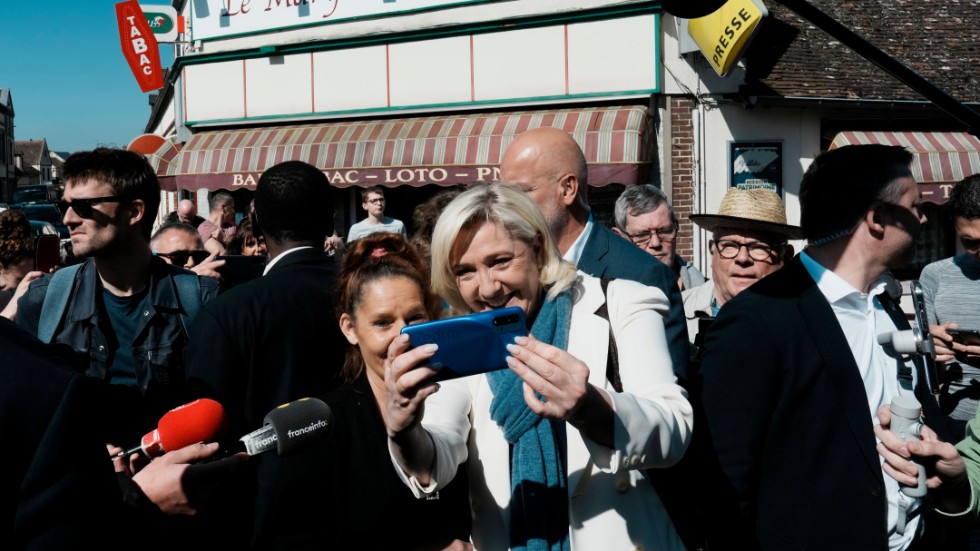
top-left (682, 186), bottom-right (800, 349)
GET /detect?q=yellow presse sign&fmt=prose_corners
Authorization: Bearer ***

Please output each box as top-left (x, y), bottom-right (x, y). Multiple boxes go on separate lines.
top-left (688, 0), bottom-right (768, 77)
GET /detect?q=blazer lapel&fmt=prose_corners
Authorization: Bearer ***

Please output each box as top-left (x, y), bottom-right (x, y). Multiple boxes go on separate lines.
top-left (577, 223), bottom-right (608, 278)
top-left (793, 262), bottom-right (883, 478)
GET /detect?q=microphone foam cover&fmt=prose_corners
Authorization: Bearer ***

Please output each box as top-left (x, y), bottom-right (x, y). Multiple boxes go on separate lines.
top-left (157, 398), bottom-right (228, 452)
top-left (263, 397), bottom-right (333, 456)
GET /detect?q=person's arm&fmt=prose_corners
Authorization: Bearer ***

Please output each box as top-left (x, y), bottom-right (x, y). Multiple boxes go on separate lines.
top-left (1, 270), bottom-right (43, 320)
top-left (110, 442), bottom-right (248, 516)
top-left (504, 279), bottom-right (692, 466)
top-left (385, 334), bottom-right (470, 492)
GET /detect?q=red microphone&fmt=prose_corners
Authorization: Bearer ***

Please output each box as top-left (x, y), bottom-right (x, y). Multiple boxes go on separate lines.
top-left (118, 398), bottom-right (228, 459)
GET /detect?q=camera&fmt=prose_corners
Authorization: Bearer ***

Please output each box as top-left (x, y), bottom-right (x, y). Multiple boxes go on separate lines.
top-left (889, 394), bottom-right (927, 498)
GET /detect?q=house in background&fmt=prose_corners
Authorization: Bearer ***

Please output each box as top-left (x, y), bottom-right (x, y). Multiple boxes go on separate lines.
top-left (0, 89), bottom-right (14, 203)
top-left (14, 139), bottom-right (52, 187)
top-left (49, 150), bottom-right (69, 191)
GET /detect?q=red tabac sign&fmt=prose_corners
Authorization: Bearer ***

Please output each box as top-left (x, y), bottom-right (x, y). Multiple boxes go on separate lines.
top-left (116, 0), bottom-right (163, 93)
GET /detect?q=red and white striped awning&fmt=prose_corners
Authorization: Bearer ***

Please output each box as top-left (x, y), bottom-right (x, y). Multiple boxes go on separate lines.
top-left (145, 136), bottom-right (182, 192)
top-left (829, 131), bottom-right (980, 204)
top-left (159, 105), bottom-right (654, 191)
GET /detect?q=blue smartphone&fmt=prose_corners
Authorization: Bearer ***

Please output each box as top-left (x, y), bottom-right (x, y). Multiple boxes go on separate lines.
top-left (400, 306), bottom-right (528, 381)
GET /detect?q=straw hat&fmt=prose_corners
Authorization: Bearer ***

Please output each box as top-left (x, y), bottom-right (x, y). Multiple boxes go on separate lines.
top-left (690, 187), bottom-right (803, 239)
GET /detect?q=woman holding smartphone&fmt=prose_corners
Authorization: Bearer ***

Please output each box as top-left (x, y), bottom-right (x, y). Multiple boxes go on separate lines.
top-left (384, 183), bottom-right (693, 550)
top-left (258, 232), bottom-right (471, 550)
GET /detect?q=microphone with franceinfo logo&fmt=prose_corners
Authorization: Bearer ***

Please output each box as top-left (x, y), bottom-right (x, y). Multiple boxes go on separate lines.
top-left (238, 397), bottom-right (334, 456)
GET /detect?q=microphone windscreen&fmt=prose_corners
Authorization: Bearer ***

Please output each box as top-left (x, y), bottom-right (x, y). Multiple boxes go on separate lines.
top-left (263, 397), bottom-right (333, 456)
top-left (157, 398), bottom-right (228, 453)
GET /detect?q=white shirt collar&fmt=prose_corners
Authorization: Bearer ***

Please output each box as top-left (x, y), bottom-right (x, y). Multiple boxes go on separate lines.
top-left (263, 246), bottom-right (314, 275)
top-left (800, 250), bottom-right (889, 309)
top-left (562, 212), bottom-right (593, 266)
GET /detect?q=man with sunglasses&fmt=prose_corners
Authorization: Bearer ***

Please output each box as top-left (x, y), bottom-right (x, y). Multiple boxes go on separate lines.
top-left (150, 222), bottom-right (225, 281)
top-left (14, 148), bottom-right (221, 451)
top-left (698, 145), bottom-right (956, 550)
top-left (613, 184), bottom-right (706, 291)
top-left (682, 186), bottom-right (799, 346)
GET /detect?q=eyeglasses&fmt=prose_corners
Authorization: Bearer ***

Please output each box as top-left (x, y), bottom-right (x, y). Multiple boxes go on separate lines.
top-left (156, 250), bottom-right (210, 266)
top-left (365, 198), bottom-right (385, 205)
top-left (58, 196), bottom-right (127, 218)
top-left (713, 240), bottom-right (783, 261)
top-left (626, 226), bottom-right (677, 247)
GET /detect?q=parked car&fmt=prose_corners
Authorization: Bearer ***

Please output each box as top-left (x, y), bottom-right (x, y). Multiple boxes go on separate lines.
top-left (28, 220), bottom-right (59, 238)
top-left (17, 204), bottom-right (68, 240)
top-left (16, 203), bottom-right (72, 260)
top-left (13, 183), bottom-right (59, 205)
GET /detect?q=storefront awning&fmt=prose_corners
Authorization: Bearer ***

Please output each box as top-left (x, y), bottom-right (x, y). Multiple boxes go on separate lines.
top-left (829, 131), bottom-right (980, 204)
top-left (145, 136), bottom-right (182, 192)
top-left (161, 105), bottom-right (654, 191)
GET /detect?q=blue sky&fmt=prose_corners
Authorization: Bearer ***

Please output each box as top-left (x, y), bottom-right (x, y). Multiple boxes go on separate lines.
top-left (1, 0), bottom-right (175, 154)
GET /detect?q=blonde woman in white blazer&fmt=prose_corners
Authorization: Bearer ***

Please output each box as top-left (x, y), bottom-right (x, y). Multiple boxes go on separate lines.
top-left (385, 184), bottom-right (693, 551)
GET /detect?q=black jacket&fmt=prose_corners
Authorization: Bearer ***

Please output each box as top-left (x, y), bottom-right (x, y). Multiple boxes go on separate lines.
top-left (184, 247), bottom-right (347, 548)
top-left (15, 257), bottom-right (221, 443)
top-left (699, 256), bottom-right (951, 550)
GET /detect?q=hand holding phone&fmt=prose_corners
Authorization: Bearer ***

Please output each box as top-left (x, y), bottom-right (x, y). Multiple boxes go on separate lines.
top-left (400, 307), bottom-right (528, 381)
top-left (948, 327), bottom-right (980, 346)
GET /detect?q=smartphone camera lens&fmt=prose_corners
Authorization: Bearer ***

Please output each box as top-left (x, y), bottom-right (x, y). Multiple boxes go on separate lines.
top-left (494, 314), bottom-right (518, 326)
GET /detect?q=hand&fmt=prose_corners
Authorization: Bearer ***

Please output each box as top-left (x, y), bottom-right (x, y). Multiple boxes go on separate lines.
top-left (130, 442), bottom-right (247, 516)
top-left (0, 270), bottom-right (44, 320)
top-left (192, 254), bottom-right (226, 281)
top-left (932, 323), bottom-right (957, 364)
top-left (385, 333), bottom-right (442, 484)
top-left (324, 234), bottom-right (344, 255)
top-left (504, 335), bottom-right (591, 421)
top-left (384, 334), bottom-right (441, 438)
top-left (874, 405), bottom-right (967, 499)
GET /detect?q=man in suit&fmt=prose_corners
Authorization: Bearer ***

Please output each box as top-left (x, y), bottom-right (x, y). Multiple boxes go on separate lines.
top-left (185, 160), bottom-right (347, 548)
top-left (499, 127), bottom-right (690, 382)
top-left (699, 144), bottom-right (953, 550)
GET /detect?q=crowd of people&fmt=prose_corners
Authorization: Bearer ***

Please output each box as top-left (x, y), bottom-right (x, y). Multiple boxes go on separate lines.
top-left (5, 130), bottom-right (980, 551)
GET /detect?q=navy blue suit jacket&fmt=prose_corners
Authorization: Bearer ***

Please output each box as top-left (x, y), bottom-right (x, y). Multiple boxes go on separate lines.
top-left (577, 222), bottom-right (691, 382)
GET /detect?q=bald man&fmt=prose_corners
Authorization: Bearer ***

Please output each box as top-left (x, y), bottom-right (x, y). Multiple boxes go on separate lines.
top-left (500, 129), bottom-right (703, 549)
top-left (499, 127), bottom-right (691, 381)
top-left (162, 199), bottom-right (205, 229)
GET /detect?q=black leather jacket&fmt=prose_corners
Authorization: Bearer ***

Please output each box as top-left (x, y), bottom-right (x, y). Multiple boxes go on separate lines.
top-left (15, 257), bottom-right (221, 441)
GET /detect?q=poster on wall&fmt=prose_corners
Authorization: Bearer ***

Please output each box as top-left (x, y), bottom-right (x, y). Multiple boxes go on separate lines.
top-left (730, 141), bottom-right (782, 196)
top-left (194, 0), bottom-right (495, 41)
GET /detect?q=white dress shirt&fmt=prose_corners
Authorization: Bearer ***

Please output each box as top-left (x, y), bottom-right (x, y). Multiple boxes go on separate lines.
top-left (801, 251), bottom-right (920, 551)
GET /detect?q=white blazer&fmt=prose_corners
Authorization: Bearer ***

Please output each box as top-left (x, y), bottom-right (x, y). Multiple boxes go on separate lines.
top-left (394, 274), bottom-right (694, 550)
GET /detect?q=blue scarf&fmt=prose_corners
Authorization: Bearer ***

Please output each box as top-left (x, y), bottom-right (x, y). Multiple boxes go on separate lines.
top-left (487, 289), bottom-right (573, 551)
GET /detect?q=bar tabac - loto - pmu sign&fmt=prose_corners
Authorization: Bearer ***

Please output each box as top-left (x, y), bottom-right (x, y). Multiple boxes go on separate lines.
top-left (688, 0), bottom-right (768, 77)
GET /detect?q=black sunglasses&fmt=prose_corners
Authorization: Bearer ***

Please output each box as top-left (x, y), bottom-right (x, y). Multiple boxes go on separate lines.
top-left (58, 196), bottom-right (128, 218)
top-left (156, 250), bottom-right (211, 265)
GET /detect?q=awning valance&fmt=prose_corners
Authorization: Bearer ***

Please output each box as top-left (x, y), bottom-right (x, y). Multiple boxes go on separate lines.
top-left (161, 105), bottom-right (654, 191)
top-left (829, 131), bottom-right (980, 204)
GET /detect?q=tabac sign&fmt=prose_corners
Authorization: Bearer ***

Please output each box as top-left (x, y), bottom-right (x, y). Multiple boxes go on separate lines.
top-left (116, 0), bottom-right (163, 92)
top-left (688, 0), bottom-right (768, 77)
